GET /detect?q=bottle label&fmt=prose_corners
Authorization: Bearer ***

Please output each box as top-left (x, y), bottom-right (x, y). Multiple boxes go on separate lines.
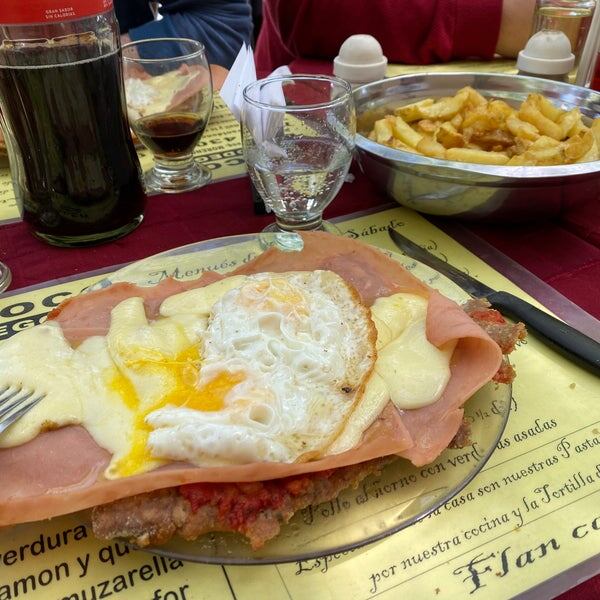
top-left (0, 0), bottom-right (113, 24)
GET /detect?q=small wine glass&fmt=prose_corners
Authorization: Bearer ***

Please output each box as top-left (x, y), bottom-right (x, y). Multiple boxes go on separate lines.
top-left (122, 38), bottom-right (213, 193)
top-left (0, 260), bottom-right (10, 293)
top-left (241, 75), bottom-right (355, 246)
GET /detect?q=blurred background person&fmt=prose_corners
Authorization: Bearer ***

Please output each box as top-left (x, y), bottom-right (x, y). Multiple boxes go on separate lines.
top-left (116, 0), bottom-right (254, 87)
top-left (255, 0), bottom-right (536, 71)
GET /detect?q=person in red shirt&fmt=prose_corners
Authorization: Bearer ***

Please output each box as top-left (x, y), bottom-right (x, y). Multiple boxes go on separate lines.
top-left (255, 0), bottom-right (536, 71)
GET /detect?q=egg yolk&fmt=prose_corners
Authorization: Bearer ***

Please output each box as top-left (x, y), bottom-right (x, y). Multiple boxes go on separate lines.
top-left (107, 345), bottom-right (244, 478)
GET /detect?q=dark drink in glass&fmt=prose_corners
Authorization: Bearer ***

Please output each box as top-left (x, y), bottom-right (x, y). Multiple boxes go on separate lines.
top-left (134, 112), bottom-right (207, 157)
top-left (0, 37), bottom-right (146, 247)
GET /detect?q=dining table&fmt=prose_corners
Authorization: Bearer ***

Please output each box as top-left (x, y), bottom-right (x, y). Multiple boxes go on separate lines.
top-left (0, 57), bottom-right (599, 600)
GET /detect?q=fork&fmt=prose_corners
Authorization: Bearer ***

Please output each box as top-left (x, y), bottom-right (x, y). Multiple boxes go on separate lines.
top-left (0, 385), bottom-right (46, 436)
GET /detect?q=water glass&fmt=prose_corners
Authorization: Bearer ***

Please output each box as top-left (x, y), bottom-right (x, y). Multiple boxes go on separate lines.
top-left (122, 38), bottom-right (213, 193)
top-left (241, 75), bottom-right (355, 235)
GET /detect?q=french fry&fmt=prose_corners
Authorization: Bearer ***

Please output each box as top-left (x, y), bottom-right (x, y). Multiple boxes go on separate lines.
top-left (416, 119), bottom-right (440, 134)
top-left (391, 138), bottom-right (419, 153)
top-left (518, 103), bottom-right (563, 140)
top-left (394, 98), bottom-right (435, 122)
top-left (590, 119), bottom-right (600, 148)
top-left (446, 147), bottom-right (509, 165)
top-left (506, 114), bottom-right (540, 141)
top-left (488, 99), bottom-right (513, 121)
top-left (436, 122), bottom-right (465, 148)
top-left (416, 136), bottom-right (446, 159)
top-left (563, 130), bottom-right (593, 161)
top-left (459, 86), bottom-right (487, 107)
top-left (373, 118), bottom-right (393, 144)
top-left (507, 153), bottom-right (534, 166)
top-left (508, 136), bottom-right (533, 156)
top-left (557, 108), bottom-right (581, 140)
top-left (576, 138), bottom-right (600, 162)
top-left (529, 93), bottom-right (563, 122)
top-left (390, 115), bottom-right (423, 148)
top-left (418, 90), bottom-right (469, 120)
top-left (568, 116), bottom-right (588, 137)
top-left (462, 104), bottom-right (497, 130)
top-left (529, 135), bottom-right (560, 149)
top-left (524, 146), bottom-right (564, 166)
top-left (450, 113), bottom-right (463, 129)
top-left (367, 88), bottom-right (599, 166)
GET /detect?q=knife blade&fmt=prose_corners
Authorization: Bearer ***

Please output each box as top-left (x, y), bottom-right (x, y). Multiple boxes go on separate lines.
top-left (388, 227), bottom-right (600, 376)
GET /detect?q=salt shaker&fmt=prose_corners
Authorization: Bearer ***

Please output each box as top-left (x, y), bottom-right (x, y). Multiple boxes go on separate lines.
top-left (517, 30), bottom-right (575, 81)
top-left (333, 35), bottom-right (388, 87)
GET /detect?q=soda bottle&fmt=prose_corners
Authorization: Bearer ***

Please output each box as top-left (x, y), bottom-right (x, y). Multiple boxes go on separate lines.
top-left (0, 0), bottom-right (146, 246)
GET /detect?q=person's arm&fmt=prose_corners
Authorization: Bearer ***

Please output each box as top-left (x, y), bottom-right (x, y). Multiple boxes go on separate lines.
top-left (126, 0), bottom-right (252, 69)
top-left (496, 0), bottom-right (536, 57)
top-left (256, 0), bottom-right (533, 71)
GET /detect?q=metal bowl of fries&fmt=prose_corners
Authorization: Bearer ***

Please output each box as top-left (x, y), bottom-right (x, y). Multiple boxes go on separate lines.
top-left (354, 72), bottom-right (600, 220)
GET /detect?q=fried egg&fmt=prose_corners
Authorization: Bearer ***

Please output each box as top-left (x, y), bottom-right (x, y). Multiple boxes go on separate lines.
top-left (0, 271), bottom-right (456, 478)
top-left (147, 271), bottom-right (376, 466)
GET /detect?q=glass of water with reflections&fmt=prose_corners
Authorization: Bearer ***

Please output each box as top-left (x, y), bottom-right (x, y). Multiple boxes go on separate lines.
top-left (241, 75), bottom-right (355, 241)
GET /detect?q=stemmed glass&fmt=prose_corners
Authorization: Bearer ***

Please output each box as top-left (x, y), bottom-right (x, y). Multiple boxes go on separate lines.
top-left (241, 75), bottom-right (355, 244)
top-left (122, 38), bottom-right (213, 193)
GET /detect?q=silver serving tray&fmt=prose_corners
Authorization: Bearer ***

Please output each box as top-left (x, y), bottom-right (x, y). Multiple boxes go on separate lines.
top-left (354, 72), bottom-right (600, 221)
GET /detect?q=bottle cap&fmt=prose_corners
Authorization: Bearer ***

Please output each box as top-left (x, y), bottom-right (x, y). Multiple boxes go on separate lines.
top-left (517, 30), bottom-right (575, 75)
top-left (333, 34), bottom-right (388, 84)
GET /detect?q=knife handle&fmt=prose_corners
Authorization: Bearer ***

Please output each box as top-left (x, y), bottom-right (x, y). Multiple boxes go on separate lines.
top-left (487, 291), bottom-right (600, 376)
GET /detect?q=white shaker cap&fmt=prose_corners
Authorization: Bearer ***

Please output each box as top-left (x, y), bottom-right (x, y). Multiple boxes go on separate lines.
top-left (517, 30), bottom-right (575, 75)
top-left (334, 34), bottom-right (388, 84)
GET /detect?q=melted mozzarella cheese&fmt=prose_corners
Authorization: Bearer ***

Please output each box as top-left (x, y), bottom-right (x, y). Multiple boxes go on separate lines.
top-left (0, 322), bottom-right (84, 448)
top-left (376, 319), bottom-right (456, 410)
top-left (159, 276), bottom-right (248, 318)
top-left (372, 294), bottom-right (456, 410)
top-left (328, 293), bottom-right (456, 455)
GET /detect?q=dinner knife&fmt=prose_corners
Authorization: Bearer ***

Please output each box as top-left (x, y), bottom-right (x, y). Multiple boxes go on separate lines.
top-left (388, 227), bottom-right (600, 376)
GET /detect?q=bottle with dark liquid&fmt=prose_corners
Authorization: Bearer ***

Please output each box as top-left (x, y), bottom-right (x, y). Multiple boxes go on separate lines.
top-left (0, 0), bottom-right (146, 247)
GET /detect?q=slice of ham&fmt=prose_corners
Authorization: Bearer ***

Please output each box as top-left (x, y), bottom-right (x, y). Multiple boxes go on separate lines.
top-left (0, 232), bottom-right (502, 527)
top-left (49, 272), bottom-right (222, 346)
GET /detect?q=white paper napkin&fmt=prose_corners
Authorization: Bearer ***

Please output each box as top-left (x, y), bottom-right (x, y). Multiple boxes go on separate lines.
top-left (219, 43), bottom-right (291, 142)
top-left (220, 43), bottom-right (256, 121)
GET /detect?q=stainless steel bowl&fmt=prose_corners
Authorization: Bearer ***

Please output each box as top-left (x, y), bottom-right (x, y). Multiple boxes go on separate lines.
top-left (354, 72), bottom-right (600, 221)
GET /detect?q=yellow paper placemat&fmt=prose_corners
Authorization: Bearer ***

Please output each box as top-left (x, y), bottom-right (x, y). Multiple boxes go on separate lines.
top-left (0, 206), bottom-right (599, 600)
top-left (0, 95), bottom-right (244, 225)
top-left (387, 58), bottom-right (517, 78)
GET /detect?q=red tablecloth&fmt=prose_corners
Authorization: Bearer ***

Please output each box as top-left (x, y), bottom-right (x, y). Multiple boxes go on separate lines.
top-left (0, 62), bottom-right (599, 599)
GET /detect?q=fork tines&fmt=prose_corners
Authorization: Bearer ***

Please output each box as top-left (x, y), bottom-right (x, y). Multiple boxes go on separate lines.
top-left (0, 385), bottom-right (46, 435)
